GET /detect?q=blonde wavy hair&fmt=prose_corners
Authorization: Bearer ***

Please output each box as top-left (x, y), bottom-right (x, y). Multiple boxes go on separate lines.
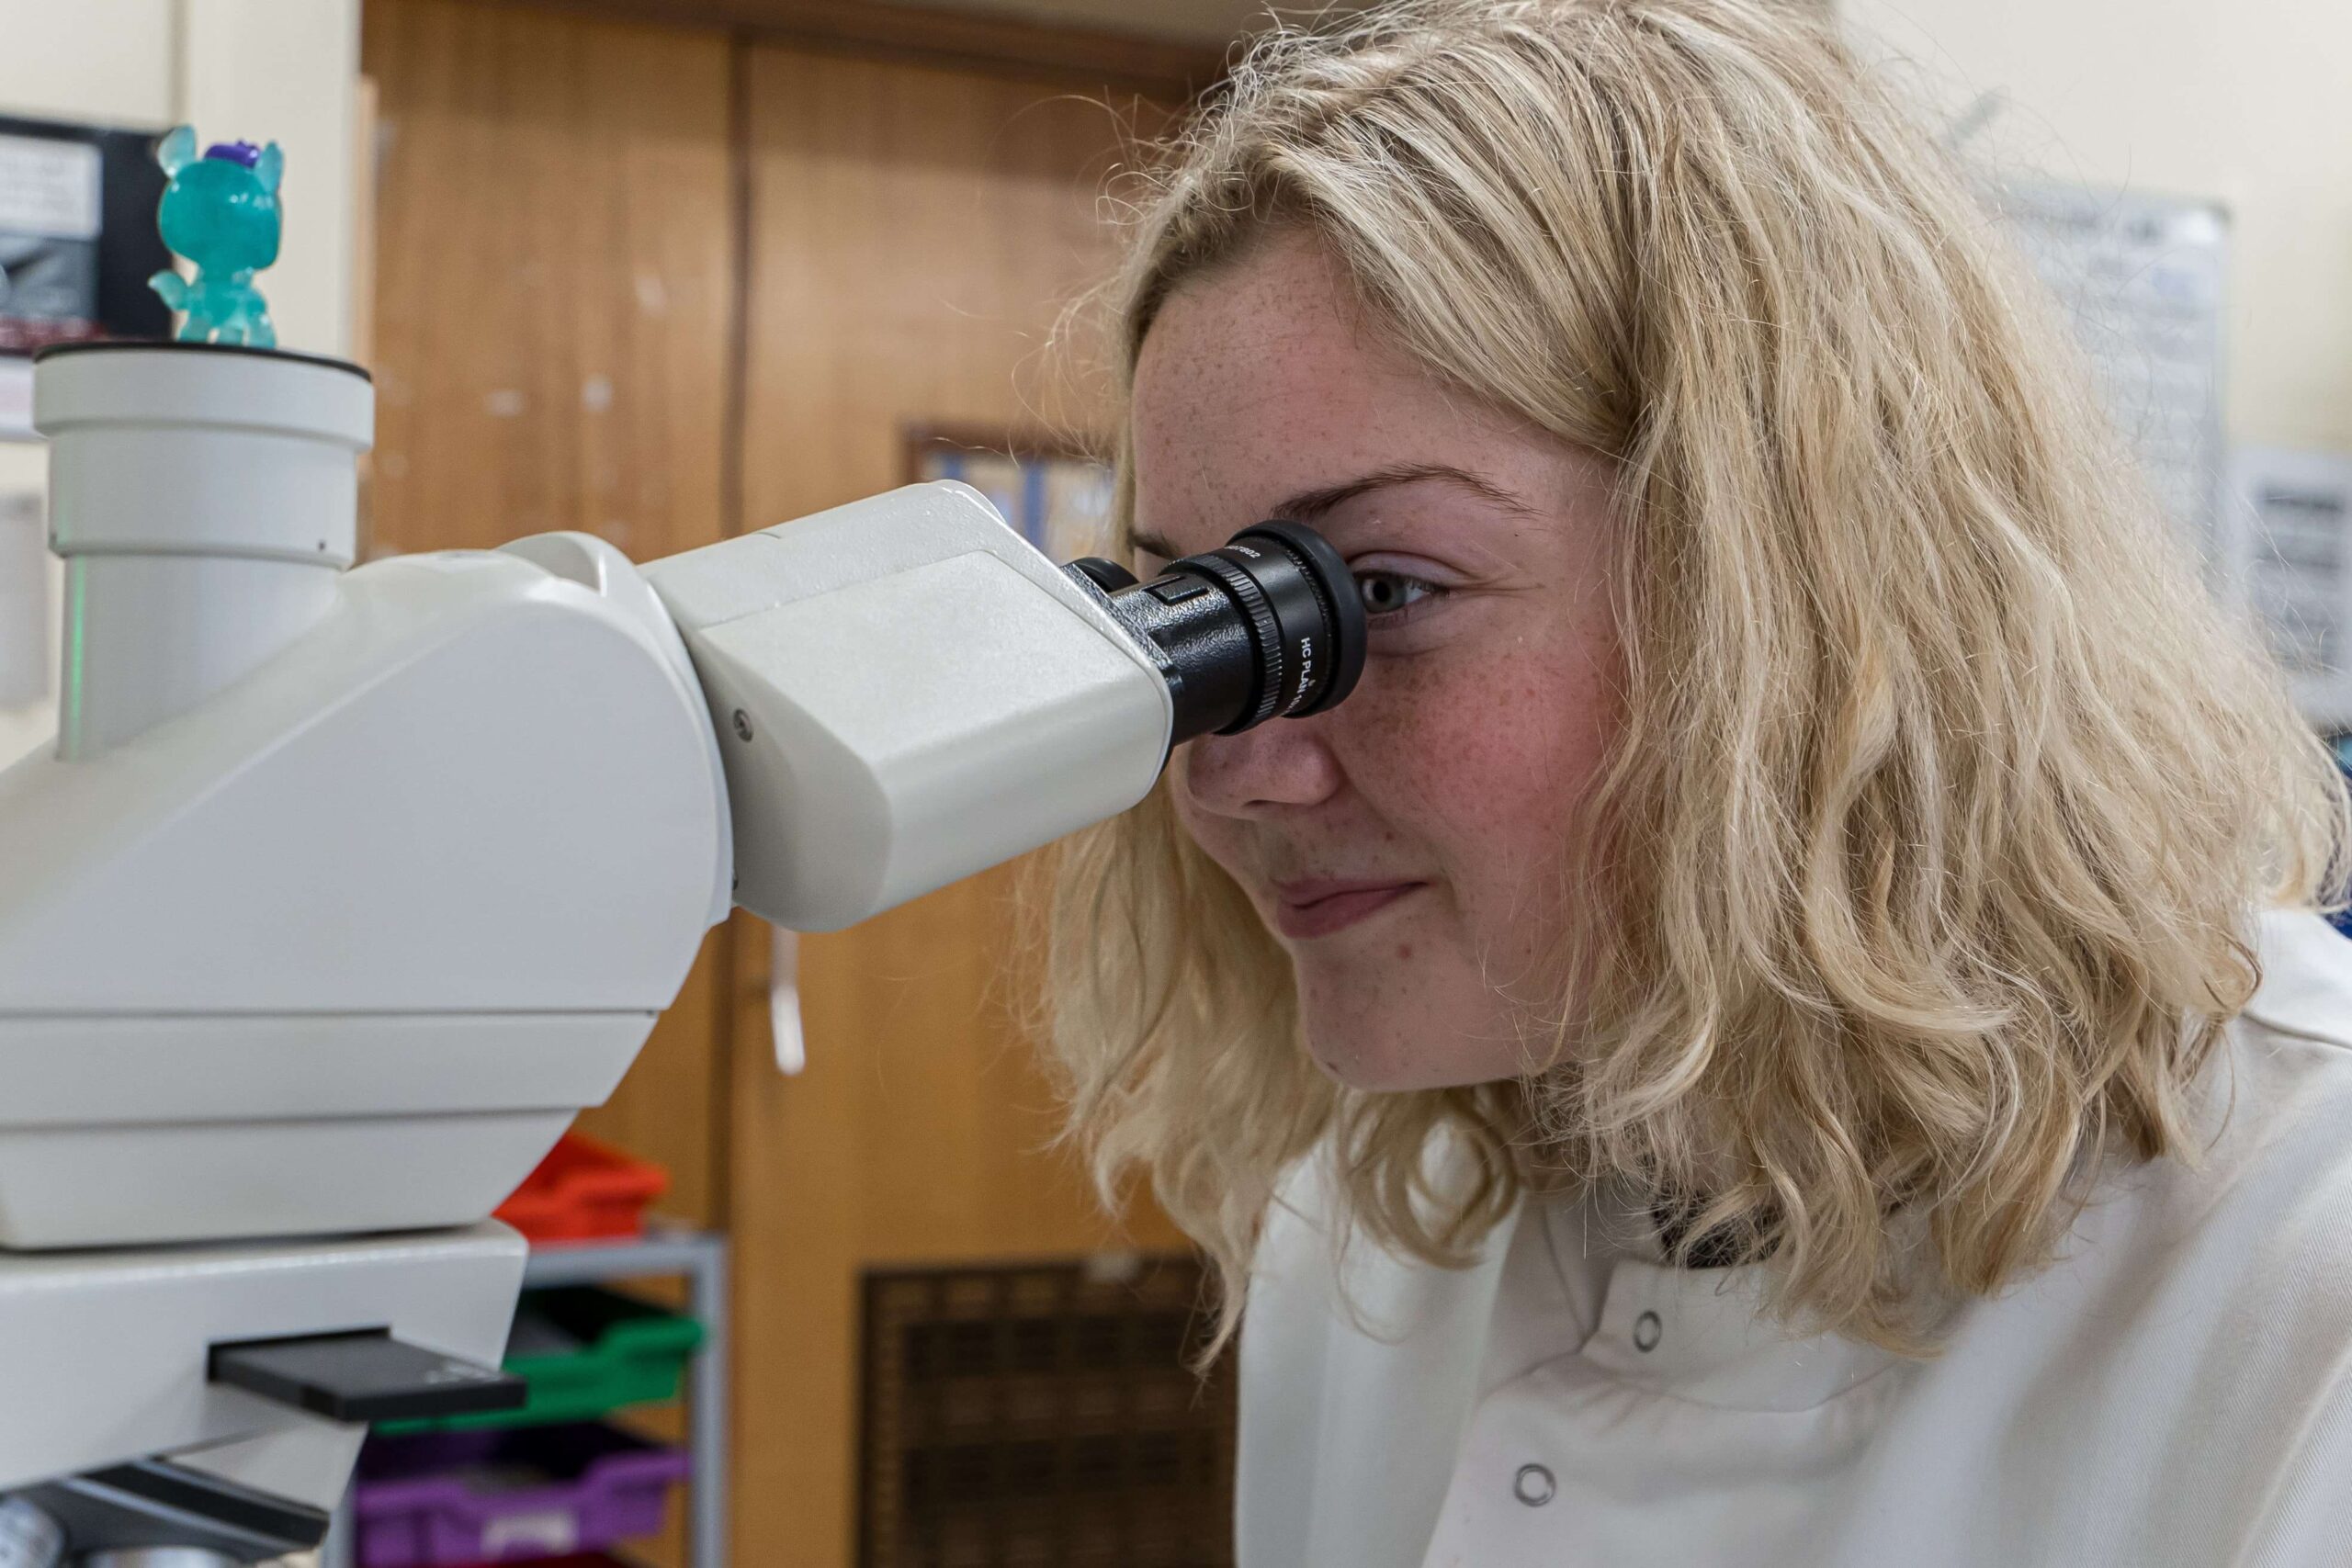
top-left (1038, 0), bottom-right (2349, 1351)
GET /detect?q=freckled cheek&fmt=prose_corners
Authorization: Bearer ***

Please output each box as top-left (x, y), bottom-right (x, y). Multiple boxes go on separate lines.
top-left (1336, 649), bottom-right (1607, 839)
top-left (1164, 766), bottom-right (1239, 869)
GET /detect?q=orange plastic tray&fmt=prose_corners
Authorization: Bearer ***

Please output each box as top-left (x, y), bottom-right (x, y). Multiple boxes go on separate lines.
top-left (494, 1133), bottom-right (669, 1244)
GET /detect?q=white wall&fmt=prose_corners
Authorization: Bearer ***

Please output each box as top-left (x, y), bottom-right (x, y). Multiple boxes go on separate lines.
top-left (1843, 0), bottom-right (2352, 455)
top-left (0, 0), bottom-right (359, 766)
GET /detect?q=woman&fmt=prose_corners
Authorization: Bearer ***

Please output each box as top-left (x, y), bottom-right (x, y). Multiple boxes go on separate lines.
top-left (1041, 1), bottom-right (2352, 1564)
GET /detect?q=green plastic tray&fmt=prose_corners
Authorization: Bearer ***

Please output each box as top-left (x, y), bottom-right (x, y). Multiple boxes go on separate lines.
top-left (377, 1285), bottom-right (704, 1434)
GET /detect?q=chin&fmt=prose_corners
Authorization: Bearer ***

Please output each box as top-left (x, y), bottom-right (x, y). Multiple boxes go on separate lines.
top-left (1306, 1031), bottom-right (1412, 1091)
top-left (1299, 1015), bottom-right (1493, 1093)
top-left (1298, 982), bottom-right (1539, 1091)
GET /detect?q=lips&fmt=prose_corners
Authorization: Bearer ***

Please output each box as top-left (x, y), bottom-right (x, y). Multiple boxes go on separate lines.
top-left (1271, 878), bottom-right (1424, 940)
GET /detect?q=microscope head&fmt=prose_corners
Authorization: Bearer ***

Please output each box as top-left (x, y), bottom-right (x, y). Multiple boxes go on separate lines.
top-left (0, 344), bottom-right (1368, 1254)
top-left (642, 485), bottom-right (1366, 931)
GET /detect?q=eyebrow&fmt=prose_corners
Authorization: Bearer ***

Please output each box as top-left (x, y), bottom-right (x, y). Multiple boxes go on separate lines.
top-left (1131, 461), bottom-right (1539, 559)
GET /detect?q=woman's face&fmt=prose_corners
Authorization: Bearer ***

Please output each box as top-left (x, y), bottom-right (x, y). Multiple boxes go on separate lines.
top-left (1131, 232), bottom-right (1623, 1092)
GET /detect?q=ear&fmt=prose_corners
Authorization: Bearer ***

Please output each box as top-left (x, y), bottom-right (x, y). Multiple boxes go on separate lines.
top-left (254, 142), bottom-right (284, 195)
top-left (157, 125), bottom-right (197, 175)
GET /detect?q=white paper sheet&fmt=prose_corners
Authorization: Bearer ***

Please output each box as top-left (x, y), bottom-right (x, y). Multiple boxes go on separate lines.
top-left (2005, 182), bottom-right (2230, 561)
top-left (2231, 447), bottom-right (2352, 730)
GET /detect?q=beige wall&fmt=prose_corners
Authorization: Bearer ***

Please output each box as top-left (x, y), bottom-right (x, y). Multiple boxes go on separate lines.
top-left (0, 0), bottom-right (360, 765)
top-left (1843, 0), bottom-right (2352, 455)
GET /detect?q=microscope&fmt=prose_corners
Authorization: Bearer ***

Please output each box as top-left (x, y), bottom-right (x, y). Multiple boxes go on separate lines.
top-left (0, 336), bottom-right (1363, 1565)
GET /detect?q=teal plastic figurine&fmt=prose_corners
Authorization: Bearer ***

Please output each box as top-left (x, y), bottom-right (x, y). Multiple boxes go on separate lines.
top-left (148, 125), bottom-right (284, 348)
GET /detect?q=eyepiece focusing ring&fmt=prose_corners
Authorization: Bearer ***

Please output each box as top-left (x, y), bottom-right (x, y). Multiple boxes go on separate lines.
top-left (1166, 549), bottom-right (1285, 732)
top-left (1231, 520), bottom-right (1367, 719)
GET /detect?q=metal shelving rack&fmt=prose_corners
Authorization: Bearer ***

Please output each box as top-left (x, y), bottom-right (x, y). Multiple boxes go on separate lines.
top-left (320, 1224), bottom-right (729, 1568)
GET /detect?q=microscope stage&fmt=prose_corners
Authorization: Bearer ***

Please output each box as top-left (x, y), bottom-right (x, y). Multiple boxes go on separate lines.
top-left (0, 1223), bottom-right (526, 1498)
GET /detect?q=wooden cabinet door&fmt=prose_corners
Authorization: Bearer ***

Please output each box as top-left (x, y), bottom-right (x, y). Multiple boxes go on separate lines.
top-left (365, 0), bottom-right (736, 1231)
top-left (729, 46), bottom-right (1189, 1565)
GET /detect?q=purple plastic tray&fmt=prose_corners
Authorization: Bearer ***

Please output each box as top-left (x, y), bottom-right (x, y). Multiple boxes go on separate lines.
top-left (354, 1423), bottom-right (690, 1567)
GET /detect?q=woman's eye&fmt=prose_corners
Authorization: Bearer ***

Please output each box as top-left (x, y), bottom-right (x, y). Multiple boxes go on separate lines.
top-left (1355, 570), bottom-right (1443, 619)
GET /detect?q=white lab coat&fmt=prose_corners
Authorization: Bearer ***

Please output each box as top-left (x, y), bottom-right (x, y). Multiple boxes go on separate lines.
top-left (1236, 910), bottom-right (2352, 1568)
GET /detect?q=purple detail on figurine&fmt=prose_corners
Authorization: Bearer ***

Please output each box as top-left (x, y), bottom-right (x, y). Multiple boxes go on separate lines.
top-left (203, 141), bottom-right (263, 168)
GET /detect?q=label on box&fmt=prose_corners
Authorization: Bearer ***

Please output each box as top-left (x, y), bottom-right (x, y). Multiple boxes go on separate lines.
top-left (481, 1509), bottom-right (579, 1558)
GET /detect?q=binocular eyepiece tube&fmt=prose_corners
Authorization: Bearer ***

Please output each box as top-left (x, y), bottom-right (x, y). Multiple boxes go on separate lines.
top-left (1066, 521), bottom-right (1369, 747)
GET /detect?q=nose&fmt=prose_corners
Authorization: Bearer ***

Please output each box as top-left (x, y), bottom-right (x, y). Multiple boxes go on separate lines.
top-left (1178, 716), bottom-right (1343, 819)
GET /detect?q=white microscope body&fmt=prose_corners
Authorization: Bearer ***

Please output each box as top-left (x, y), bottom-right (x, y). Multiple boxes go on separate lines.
top-left (0, 343), bottom-right (1189, 1563)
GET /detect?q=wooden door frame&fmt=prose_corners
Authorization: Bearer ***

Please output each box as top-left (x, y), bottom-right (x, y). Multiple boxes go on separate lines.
top-left (438, 0), bottom-right (1229, 97)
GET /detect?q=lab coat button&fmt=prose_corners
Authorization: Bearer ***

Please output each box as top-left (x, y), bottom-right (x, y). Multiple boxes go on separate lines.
top-left (1634, 1310), bottom-right (1663, 1352)
top-left (1513, 1463), bottom-right (1556, 1506)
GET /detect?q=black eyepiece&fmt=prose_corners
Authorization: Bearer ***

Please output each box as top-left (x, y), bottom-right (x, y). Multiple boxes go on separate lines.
top-left (1066, 520), bottom-right (1367, 745)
